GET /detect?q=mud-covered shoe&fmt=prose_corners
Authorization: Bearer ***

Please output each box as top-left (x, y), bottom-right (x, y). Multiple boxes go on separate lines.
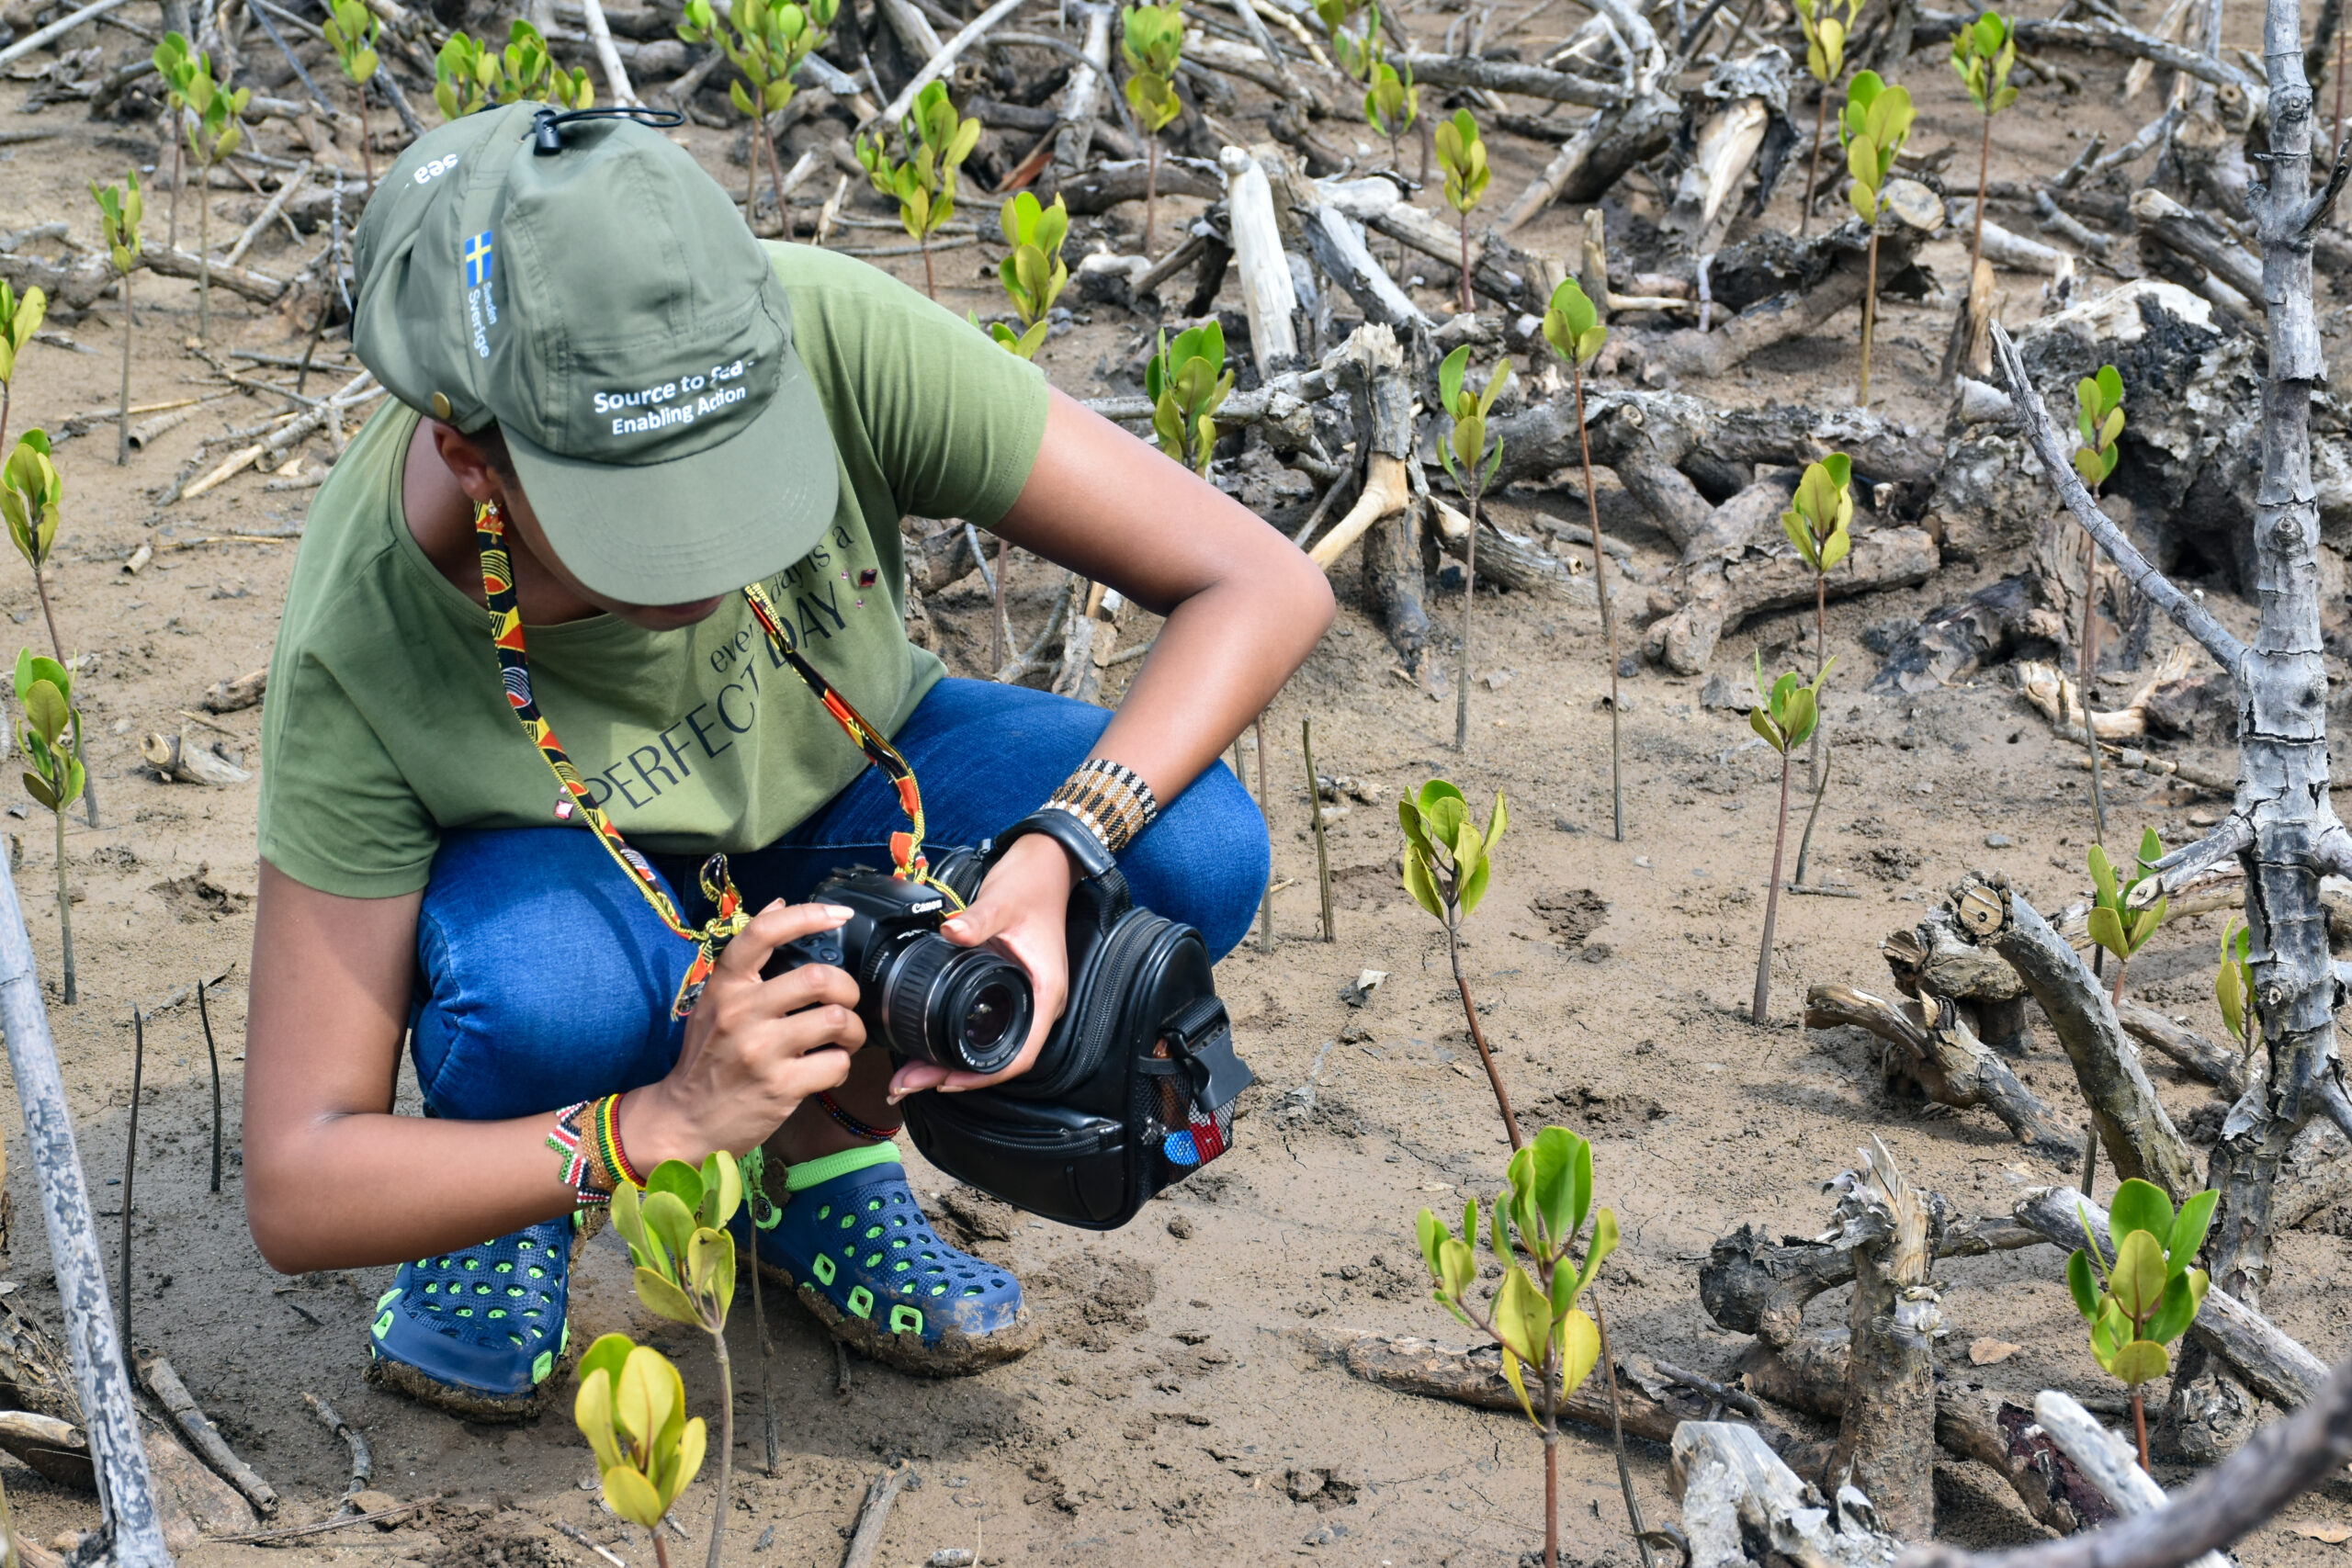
top-left (363, 1216), bottom-right (575, 1421)
top-left (754, 1144), bottom-right (1040, 1375)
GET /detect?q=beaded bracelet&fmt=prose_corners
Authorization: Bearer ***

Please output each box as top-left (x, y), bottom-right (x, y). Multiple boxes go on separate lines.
top-left (547, 1094), bottom-right (642, 1207)
top-left (1041, 757), bottom-right (1159, 857)
top-left (817, 1091), bottom-right (901, 1142)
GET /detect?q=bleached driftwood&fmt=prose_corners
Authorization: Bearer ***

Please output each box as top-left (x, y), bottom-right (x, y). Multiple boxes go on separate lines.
top-left (1309, 1329), bottom-right (1785, 1447)
top-left (1489, 388), bottom-right (1941, 542)
top-left (1803, 984), bottom-right (2078, 1159)
top-left (1630, 184), bottom-right (1940, 379)
top-left (1395, 50), bottom-right (1623, 106)
top-left (1827, 1140), bottom-right (1939, 1540)
top-left (2130, 188), bottom-right (2264, 309)
top-left (1739, 1336), bottom-right (2116, 1535)
top-left (1881, 908), bottom-right (2034, 1056)
top-left (1051, 3), bottom-right (1112, 177)
top-left (1298, 202), bottom-right (1432, 334)
top-left (1667, 51), bottom-right (1791, 253)
top-left (1701, 1213), bottom-right (2039, 1348)
top-left (2030, 1392), bottom-right (2231, 1568)
top-left (1948, 875), bottom-right (2199, 1200)
top-left (2114, 1002), bottom-right (2248, 1098)
top-left (1498, 0), bottom-right (1678, 229)
top-left (1220, 147), bottom-right (1300, 373)
top-left (1671, 1423), bottom-right (1901, 1568)
top-left (1641, 526), bottom-right (1939, 675)
top-left (1904, 1348), bottom-right (2352, 1568)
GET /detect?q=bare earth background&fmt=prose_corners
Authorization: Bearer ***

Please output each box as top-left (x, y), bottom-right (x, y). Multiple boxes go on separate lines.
top-left (3, 0), bottom-right (2352, 1561)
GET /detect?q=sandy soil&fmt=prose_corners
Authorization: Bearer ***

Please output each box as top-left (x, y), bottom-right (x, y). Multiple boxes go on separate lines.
top-left (1, 0), bottom-right (2349, 1563)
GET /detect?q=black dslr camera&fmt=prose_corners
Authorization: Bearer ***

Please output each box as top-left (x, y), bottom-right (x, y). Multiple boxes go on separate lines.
top-left (764, 867), bottom-right (1034, 1077)
top-left (764, 818), bottom-right (1253, 1230)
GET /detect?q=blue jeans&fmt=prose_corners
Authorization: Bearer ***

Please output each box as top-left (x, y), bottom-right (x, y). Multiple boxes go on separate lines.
top-left (408, 679), bottom-right (1268, 1122)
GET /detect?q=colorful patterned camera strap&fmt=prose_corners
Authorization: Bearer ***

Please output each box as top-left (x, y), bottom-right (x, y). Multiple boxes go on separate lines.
top-left (475, 499), bottom-right (959, 1019)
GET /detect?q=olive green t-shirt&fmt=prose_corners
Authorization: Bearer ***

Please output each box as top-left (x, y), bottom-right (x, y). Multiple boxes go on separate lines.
top-left (258, 244), bottom-right (1050, 898)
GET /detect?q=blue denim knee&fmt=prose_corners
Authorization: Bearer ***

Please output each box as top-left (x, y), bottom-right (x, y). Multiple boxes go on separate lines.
top-left (412, 679), bottom-right (1272, 1122)
top-left (410, 829), bottom-right (691, 1122)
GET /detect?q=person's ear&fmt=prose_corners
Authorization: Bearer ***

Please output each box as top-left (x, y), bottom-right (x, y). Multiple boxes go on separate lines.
top-left (428, 422), bottom-right (504, 506)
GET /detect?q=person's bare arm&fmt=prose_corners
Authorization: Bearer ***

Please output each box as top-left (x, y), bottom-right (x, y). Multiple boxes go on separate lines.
top-left (991, 387), bottom-right (1336, 806)
top-left (899, 389), bottom-right (1334, 1100)
top-left (245, 862), bottom-right (869, 1272)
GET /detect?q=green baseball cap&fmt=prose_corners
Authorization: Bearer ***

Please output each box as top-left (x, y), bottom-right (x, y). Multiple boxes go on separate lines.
top-left (352, 101), bottom-right (838, 604)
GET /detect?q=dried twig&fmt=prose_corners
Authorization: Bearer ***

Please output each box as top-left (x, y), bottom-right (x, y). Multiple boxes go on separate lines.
top-left (140, 1356), bottom-right (278, 1517)
top-left (302, 1393), bottom-right (371, 1511)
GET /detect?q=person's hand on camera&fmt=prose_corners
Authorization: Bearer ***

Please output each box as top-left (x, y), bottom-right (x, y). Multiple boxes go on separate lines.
top-left (621, 899), bottom-right (866, 1163)
top-left (891, 833), bottom-right (1076, 1099)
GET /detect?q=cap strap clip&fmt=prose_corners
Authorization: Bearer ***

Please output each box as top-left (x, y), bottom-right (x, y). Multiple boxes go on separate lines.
top-left (531, 105), bottom-right (686, 155)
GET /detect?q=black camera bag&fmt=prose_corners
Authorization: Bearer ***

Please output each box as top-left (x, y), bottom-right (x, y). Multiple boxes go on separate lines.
top-left (901, 845), bottom-right (1253, 1230)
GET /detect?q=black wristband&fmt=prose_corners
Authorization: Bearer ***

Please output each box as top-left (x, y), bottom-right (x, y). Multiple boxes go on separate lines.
top-left (991, 807), bottom-right (1118, 881)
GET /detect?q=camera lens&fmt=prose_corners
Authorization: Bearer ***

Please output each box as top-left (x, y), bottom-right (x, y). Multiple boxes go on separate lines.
top-left (877, 936), bottom-right (1034, 1075)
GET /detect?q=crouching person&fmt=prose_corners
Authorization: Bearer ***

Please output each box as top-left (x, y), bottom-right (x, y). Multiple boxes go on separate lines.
top-left (242, 101), bottom-right (1331, 1417)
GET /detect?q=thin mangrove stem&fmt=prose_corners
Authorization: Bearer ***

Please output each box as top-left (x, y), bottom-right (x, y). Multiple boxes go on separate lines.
top-left (53, 804), bottom-right (74, 1005)
top-left (1751, 744), bottom-right (1795, 1023)
top-left (198, 976), bottom-right (221, 1192)
top-left (1803, 88), bottom-right (1827, 237)
top-left (1449, 909), bottom-right (1521, 1145)
top-left (705, 1332), bottom-right (731, 1568)
top-left (1456, 491), bottom-right (1478, 750)
top-left (1570, 358), bottom-right (1623, 840)
top-left (1858, 228), bottom-right (1880, 405)
top-left (121, 1007), bottom-right (143, 1351)
top-left (1793, 747), bottom-right (1832, 886)
top-left (1592, 1293), bottom-right (1656, 1568)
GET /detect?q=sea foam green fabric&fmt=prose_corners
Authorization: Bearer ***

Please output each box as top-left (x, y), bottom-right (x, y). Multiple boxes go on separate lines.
top-left (259, 243), bottom-right (1048, 898)
top-left (354, 102), bottom-right (841, 604)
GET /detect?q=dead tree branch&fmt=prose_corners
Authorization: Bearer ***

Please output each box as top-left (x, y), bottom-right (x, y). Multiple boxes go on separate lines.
top-left (1899, 1346), bottom-right (2352, 1568)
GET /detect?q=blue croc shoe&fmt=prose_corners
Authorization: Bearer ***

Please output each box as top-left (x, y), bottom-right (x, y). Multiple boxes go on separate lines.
top-left (754, 1144), bottom-right (1040, 1375)
top-left (363, 1215), bottom-right (576, 1421)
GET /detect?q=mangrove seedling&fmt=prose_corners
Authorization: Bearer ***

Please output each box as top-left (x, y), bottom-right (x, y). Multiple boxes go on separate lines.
top-left (1436, 343), bottom-right (1510, 751)
top-left (1781, 453), bottom-right (1850, 795)
top-left (1747, 654), bottom-right (1832, 1024)
top-left (1792, 0), bottom-right (1860, 236)
top-left (11, 648), bottom-right (85, 1006)
top-left (2066, 1177), bottom-right (2214, 1470)
top-left (1950, 11), bottom-right (2018, 282)
top-left (1121, 2), bottom-right (1185, 256)
top-left (574, 1335), bottom-right (707, 1568)
top-left (1, 431), bottom-right (90, 830)
top-left (0, 281), bottom-right (42, 457)
top-left (1418, 1124), bottom-right (1618, 1568)
top-left (1364, 56), bottom-right (1418, 178)
top-left (151, 34), bottom-right (196, 251)
top-left (153, 35), bottom-right (250, 344)
top-left (1399, 780), bottom-right (1518, 1132)
top-left (2087, 828), bottom-right (2167, 1005)
top-left (1433, 109), bottom-right (1488, 314)
top-left (90, 173), bottom-right (141, 468)
top-left (679, 0), bottom-right (838, 238)
top-left (1541, 279), bottom-right (1623, 840)
top-left (321, 0), bottom-right (380, 188)
top-left (611, 1154), bottom-right (741, 1568)
top-left (1839, 70), bottom-right (1913, 405)
top-left (2073, 364), bottom-right (2125, 844)
top-left (1315, 0), bottom-right (1376, 84)
top-left (854, 81), bottom-right (978, 299)
top-left (2215, 916), bottom-right (2256, 1056)
top-left (435, 20), bottom-right (594, 119)
top-left (1145, 320), bottom-right (1233, 477)
top-left (987, 192), bottom-right (1069, 359)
